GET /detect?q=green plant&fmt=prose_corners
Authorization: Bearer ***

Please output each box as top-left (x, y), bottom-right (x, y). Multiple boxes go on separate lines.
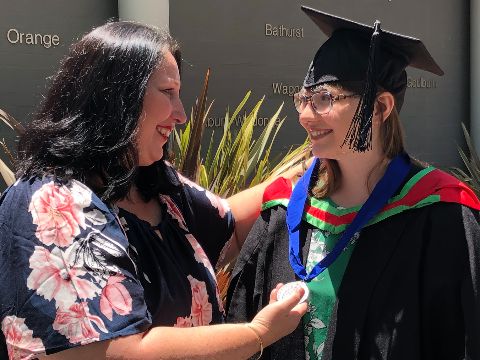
top-left (173, 70), bottom-right (310, 303)
top-left (175, 69), bottom-right (213, 180)
top-left (173, 70), bottom-right (310, 197)
top-left (450, 122), bottom-right (480, 198)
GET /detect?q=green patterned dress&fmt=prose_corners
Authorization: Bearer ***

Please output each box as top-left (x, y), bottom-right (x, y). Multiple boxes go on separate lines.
top-left (303, 199), bottom-right (359, 360)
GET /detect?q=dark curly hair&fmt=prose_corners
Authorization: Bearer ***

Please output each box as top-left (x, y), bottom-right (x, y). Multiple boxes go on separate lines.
top-left (16, 21), bottom-right (182, 203)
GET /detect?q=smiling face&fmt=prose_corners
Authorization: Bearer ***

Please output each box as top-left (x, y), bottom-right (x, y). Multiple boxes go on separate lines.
top-left (136, 51), bottom-right (187, 166)
top-left (299, 84), bottom-right (361, 160)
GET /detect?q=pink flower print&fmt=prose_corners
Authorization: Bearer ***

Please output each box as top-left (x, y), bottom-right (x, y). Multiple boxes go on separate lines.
top-left (216, 288), bottom-right (225, 315)
top-left (99, 274), bottom-right (133, 321)
top-left (187, 275), bottom-right (212, 326)
top-left (27, 245), bottom-right (101, 309)
top-left (159, 195), bottom-right (188, 230)
top-left (185, 236), bottom-right (224, 315)
top-left (174, 316), bottom-right (193, 328)
top-left (177, 173), bottom-right (205, 192)
top-left (1, 316), bottom-right (45, 360)
top-left (177, 173), bottom-right (230, 218)
top-left (28, 181), bottom-right (89, 247)
top-left (163, 160), bottom-right (175, 169)
top-left (185, 234), bottom-right (215, 279)
top-left (205, 191), bottom-right (231, 218)
top-left (53, 302), bottom-right (107, 345)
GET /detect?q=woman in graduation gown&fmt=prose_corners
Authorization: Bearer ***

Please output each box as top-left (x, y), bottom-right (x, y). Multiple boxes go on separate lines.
top-left (226, 6), bottom-right (480, 360)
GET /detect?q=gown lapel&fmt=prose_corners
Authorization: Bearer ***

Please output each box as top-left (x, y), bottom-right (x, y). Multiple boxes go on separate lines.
top-left (322, 208), bottom-right (417, 359)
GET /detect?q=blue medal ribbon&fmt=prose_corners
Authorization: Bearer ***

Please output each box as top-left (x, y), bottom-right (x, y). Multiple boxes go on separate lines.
top-left (286, 153), bottom-right (411, 282)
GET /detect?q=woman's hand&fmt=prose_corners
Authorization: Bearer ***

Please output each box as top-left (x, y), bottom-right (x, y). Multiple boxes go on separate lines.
top-left (40, 283), bottom-right (307, 360)
top-left (248, 283), bottom-right (308, 347)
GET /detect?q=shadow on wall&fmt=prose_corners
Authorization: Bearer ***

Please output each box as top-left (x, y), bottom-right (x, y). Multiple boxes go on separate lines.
top-left (0, 108), bottom-right (24, 188)
top-left (449, 123), bottom-right (480, 199)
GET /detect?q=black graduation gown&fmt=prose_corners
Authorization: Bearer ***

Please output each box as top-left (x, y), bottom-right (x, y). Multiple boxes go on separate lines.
top-left (226, 169), bottom-right (480, 360)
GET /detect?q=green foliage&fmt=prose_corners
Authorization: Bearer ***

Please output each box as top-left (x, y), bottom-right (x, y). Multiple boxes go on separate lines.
top-left (450, 122), bottom-right (480, 197)
top-left (172, 72), bottom-right (309, 302)
top-left (177, 69), bottom-right (213, 180)
top-left (172, 88), bottom-right (309, 197)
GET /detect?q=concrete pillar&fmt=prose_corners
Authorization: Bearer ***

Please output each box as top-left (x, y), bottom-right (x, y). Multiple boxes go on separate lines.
top-left (471, 0), bottom-right (480, 151)
top-left (118, 0), bottom-right (169, 29)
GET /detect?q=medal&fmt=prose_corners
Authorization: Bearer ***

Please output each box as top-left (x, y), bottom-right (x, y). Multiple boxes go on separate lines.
top-left (277, 281), bottom-right (310, 304)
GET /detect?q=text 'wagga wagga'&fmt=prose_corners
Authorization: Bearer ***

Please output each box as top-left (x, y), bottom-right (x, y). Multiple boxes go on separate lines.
top-left (272, 83), bottom-right (301, 96)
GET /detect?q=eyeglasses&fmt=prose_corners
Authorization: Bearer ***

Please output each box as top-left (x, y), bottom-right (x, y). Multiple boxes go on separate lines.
top-left (293, 90), bottom-right (360, 115)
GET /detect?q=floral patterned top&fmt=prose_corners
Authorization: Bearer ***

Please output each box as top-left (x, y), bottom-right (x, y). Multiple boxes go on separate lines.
top-left (0, 170), bottom-right (234, 359)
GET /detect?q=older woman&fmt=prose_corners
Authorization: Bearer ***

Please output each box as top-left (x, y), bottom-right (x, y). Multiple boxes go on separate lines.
top-left (0, 22), bottom-right (307, 359)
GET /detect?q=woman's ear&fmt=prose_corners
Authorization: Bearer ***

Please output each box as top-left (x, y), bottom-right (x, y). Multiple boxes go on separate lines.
top-left (374, 91), bottom-right (395, 123)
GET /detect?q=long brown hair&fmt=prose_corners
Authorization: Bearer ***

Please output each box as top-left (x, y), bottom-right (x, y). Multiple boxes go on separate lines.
top-left (312, 82), bottom-right (405, 199)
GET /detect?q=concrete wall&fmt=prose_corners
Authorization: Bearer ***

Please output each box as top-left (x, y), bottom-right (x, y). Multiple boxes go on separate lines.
top-left (0, 0), bottom-right (469, 192)
top-left (0, 0), bottom-right (118, 186)
top-left (170, 0), bottom-right (469, 168)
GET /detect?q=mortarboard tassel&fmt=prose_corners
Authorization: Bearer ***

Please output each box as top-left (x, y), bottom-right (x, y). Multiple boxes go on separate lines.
top-left (342, 21), bottom-right (382, 152)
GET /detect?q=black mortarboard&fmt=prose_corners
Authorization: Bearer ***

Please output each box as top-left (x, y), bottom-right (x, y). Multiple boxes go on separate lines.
top-left (301, 6), bottom-right (444, 152)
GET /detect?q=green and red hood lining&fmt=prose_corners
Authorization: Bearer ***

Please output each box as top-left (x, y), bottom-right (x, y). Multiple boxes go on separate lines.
top-left (262, 167), bottom-right (480, 234)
